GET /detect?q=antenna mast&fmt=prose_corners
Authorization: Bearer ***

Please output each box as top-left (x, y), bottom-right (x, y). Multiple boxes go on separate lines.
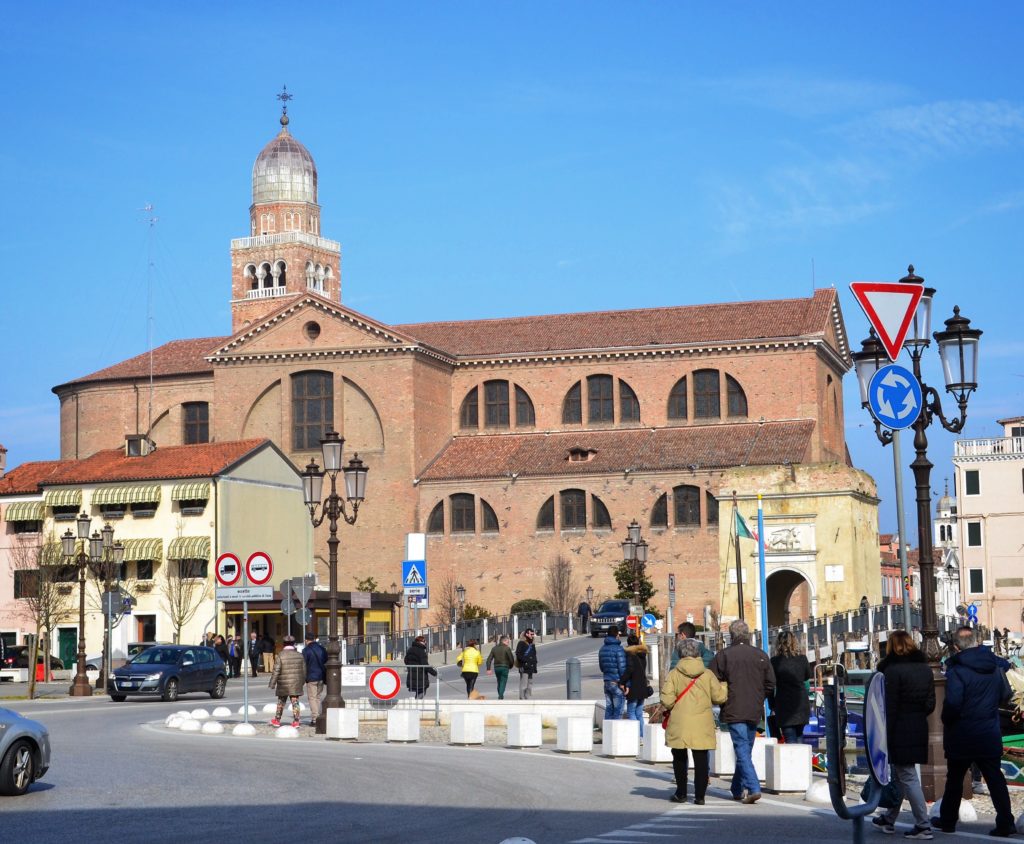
top-left (141, 204), bottom-right (159, 435)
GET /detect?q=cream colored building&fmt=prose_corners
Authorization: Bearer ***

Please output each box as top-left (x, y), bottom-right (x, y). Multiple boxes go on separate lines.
top-left (718, 462), bottom-right (881, 628)
top-left (953, 416), bottom-right (1024, 633)
top-left (0, 438), bottom-right (311, 667)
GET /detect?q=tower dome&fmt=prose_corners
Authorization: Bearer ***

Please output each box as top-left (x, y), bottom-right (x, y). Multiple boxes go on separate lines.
top-left (251, 114), bottom-right (318, 205)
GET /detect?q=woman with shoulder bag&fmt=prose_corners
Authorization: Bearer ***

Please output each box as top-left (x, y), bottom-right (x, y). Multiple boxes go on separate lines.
top-left (455, 639), bottom-right (484, 697)
top-left (660, 638), bottom-right (727, 804)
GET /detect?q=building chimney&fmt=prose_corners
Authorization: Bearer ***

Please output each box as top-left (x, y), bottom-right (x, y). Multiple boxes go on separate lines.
top-left (125, 435), bottom-right (156, 458)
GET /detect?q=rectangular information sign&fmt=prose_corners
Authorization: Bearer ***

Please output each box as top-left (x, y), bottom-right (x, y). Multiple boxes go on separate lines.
top-left (216, 585), bottom-right (273, 601)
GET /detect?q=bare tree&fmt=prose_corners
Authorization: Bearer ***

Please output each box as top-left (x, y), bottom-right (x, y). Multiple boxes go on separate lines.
top-left (544, 554), bottom-right (579, 614)
top-left (430, 571), bottom-right (459, 627)
top-left (159, 559), bottom-right (209, 644)
top-left (86, 554), bottom-right (137, 688)
top-left (9, 535), bottom-right (74, 699)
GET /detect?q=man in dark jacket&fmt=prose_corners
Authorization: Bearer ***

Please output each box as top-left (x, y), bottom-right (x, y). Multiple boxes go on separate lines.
top-left (936, 627), bottom-right (1014, 836)
top-left (247, 631), bottom-right (261, 677)
top-left (403, 635), bottom-right (437, 699)
top-left (302, 634), bottom-right (328, 726)
top-left (599, 629), bottom-right (628, 720)
top-left (515, 629), bottom-right (538, 699)
top-left (710, 619), bottom-right (776, 804)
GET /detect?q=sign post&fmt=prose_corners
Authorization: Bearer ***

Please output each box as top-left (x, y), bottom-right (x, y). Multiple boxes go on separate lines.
top-left (667, 573), bottom-right (676, 640)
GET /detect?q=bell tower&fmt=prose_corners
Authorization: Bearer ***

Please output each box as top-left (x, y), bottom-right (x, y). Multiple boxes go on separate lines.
top-left (230, 88), bottom-right (342, 333)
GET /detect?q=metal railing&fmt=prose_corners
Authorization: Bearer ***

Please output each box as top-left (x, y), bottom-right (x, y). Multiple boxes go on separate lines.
top-left (955, 435), bottom-right (1024, 458)
top-left (231, 231), bottom-right (341, 251)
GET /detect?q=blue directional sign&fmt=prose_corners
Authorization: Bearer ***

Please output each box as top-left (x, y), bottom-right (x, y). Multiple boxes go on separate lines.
top-left (967, 603), bottom-right (979, 620)
top-left (868, 363), bottom-right (922, 431)
top-left (402, 560), bottom-right (427, 593)
top-left (641, 613), bottom-right (657, 630)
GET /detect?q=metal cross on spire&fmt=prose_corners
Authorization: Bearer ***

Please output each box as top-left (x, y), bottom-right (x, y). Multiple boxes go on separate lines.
top-left (277, 85), bottom-right (293, 114)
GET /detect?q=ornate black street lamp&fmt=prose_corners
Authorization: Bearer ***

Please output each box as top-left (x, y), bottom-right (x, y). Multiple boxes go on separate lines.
top-left (851, 265), bottom-right (981, 799)
top-left (61, 514), bottom-right (123, 696)
top-left (620, 520), bottom-right (648, 611)
top-left (301, 431), bottom-right (368, 735)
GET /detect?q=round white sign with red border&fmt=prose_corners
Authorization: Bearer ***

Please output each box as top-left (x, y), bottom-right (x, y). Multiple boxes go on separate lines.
top-left (215, 553), bottom-right (241, 587)
top-left (245, 551), bottom-right (273, 586)
top-left (368, 667), bottom-right (401, 700)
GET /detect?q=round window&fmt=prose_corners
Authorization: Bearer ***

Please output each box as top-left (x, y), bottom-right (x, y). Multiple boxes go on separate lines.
top-left (304, 321), bottom-right (321, 341)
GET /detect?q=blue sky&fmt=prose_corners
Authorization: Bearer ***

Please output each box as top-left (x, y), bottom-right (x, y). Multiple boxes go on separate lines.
top-left (3, 3), bottom-right (1022, 535)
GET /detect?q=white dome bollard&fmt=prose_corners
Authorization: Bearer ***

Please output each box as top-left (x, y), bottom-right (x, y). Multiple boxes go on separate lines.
top-left (212, 706), bottom-right (232, 718)
top-left (237, 704), bottom-right (257, 715)
top-left (804, 779), bottom-right (832, 804)
top-left (232, 723), bottom-right (257, 737)
top-left (275, 725), bottom-right (300, 739)
top-left (202, 721), bottom-right (224, 735)
top-left (176, 710), bottom-right (192, 719)
top-left (931, 798), bottom-right (977, 822)
top-left (262, 703), bottom-right (277, 714)
top-left (190, 708), bottom-right (210, 721)
top-left (179, 719), bottom-right (202, 732)
top-left (165, 715), bottom-right (185, 729)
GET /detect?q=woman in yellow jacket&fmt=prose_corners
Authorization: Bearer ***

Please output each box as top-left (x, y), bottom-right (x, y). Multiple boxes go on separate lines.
top-left (660, 637), bottom-right (728, 804)
top-left (456, 638), bottom-right (485, 697)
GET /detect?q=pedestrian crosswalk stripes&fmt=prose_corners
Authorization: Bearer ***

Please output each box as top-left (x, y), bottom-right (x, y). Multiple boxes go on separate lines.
top-left (569, 808), bottom-right (741, 842)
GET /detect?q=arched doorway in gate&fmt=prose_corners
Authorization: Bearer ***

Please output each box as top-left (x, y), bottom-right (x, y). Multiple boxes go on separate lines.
top-left (766, 569), bottom-right (815, 627)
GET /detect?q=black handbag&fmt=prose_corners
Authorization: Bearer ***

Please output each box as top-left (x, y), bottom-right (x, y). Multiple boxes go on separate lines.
top-left (860, 776), bottom-right (902, 810)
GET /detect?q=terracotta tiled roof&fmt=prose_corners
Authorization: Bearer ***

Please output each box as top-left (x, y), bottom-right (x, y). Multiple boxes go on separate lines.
top-left (398, 289), bottom-right (839, 358)
top-left (0, 460), bottom-right (69, 496)
top-left (54, 337), bottom-right (229, 389)
top-left (38, 440), bottom-right (271, 486)
top-left (418, 421), bottom-right (815, 482)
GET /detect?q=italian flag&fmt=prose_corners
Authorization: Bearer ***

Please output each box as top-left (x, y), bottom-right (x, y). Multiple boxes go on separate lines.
top-left (735, 510), bottom-right (759, 543)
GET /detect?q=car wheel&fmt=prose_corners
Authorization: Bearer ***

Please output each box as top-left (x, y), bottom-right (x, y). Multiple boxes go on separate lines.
top-left (209, 675), bottom-right (226, 699)
top-left (110, 695), bottom-right (127, 702)
top-left (591, 631), bottom-right (599, 638)
top-left (0, 740), bottom-right (35, 796)
top-left (161, 678), bottom-right (179, 702)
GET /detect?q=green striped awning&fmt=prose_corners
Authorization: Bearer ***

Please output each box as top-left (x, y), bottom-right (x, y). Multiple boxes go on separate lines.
top-left (4, 501), bottom-right (46, 522)
top-left (167, 536), bottom-right (211, 560)
top-left (121, 538), bottom-right (163, 562)
top-left (92, 485), bottom-right (162, 506)
top-left (171, 482), bottom-right (210, 502)
top-left (43, 488), bottom-right (82, 507)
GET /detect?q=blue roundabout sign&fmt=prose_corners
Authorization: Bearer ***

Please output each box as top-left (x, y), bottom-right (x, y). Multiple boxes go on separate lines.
top-left (868, 364), bottom-right (922, 431)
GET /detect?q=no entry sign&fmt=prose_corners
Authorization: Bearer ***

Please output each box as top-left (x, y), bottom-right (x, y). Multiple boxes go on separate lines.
top-left (368, 667), bottom-right (401, 700)
top-left (215, 553), bottom-right (241, 587)
top-left (245, 551), bottom-right (273, 586)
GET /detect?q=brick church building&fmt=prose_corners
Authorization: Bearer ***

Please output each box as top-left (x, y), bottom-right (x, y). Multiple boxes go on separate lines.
top-left (49, 109), bottom-right (880, 627)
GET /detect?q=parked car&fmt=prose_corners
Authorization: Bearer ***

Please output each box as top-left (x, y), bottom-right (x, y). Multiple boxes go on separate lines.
top-left (86, 643), bottom-right (161, 671)
top-left (2, 647), bottom-right (64, 671)
top-left (108, 645), bottom-right (226, 702)
top-left (0, 708), bottom-right (50, 796)
top-left (590, 599), bottom-right (631, 637)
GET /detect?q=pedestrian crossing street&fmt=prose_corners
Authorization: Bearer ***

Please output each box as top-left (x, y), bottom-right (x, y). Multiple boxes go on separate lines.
top-left (569, 804), bottom-right (748, 842)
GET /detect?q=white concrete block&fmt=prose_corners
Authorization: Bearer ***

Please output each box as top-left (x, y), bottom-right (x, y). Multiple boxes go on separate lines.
top-left (765, 742), bottom-right (812, 793)
top-left (190, 708), bottom-right (210, 721)
top-left (507, 714), bottom-right (543, 748)
top-left (201, 721), bottom-right (224, 735)
top-left (275, 725), bottom-right (299, 739)
top-left (451, 711), bottom-right (485, 745)
top-left (556, 716), bottom-right (593, 752)
top-left (638, 723), bottom-right (673, 763)
top-left (326, 708), bottom-right (360, 740)
top-left (179, 719), bottom-right (202, 732)
top-left (602, 719), bottom-right (640, 757)
top-left (232, 723), bottom-right (257, 737)
top-left (710, 730), bottom-right (735, 776)
top-left (753, 736), bottom-right (778, 782)
top-left (388, 709), bottom-right (421, 742)
top-left (212, 706), bottom-right (232, 718)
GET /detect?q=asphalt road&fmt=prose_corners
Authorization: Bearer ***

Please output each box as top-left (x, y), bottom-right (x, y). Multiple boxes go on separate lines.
top-left (0, 636), bottom-right (997, 842)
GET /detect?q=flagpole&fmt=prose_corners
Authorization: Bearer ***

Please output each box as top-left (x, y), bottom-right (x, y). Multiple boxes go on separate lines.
top-left (732, 491), bottom-right (745, 622)
top-left (757, 493), bottom-right (769, 654)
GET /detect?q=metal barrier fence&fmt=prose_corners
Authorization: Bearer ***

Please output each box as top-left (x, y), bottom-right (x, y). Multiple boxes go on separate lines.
top-left (343, 663), bottom-right (444, 725)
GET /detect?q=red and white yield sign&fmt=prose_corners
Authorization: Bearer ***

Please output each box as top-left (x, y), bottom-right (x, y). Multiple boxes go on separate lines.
top-left (850, 281), bottom-right (924, 362)
top-left (368, 667), bottom-right (401, 700)
top-left (215, 553), bottom-right (241, 587)
top-left (245, 551), bottom-right (273, 586)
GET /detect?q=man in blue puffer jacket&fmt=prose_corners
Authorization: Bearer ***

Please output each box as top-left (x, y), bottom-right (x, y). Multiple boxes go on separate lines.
top-left (599, 629), bottom-right (627, 720)
top-left (936, 627), bottom-right (1014, 836)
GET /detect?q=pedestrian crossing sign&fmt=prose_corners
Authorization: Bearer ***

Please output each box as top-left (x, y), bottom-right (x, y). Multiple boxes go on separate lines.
top-left (402, 560), bottom-right (426, 589)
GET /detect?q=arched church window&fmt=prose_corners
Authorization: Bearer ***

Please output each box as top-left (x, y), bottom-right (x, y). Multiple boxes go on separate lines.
top-left (274, 260), bottom-right (287, 288)
top-left (673, 484), bottom-right (701, 526)
top-left (537, 496), bottom-right (555, 530)
top-left (460, 388), bottom-right (479, 429)
top-left (619, 380), bottom-right (640, 422)
top-left (706, 491), bottom-right (719, 526)
top-left (515, 386), bottom-right (535, 426)
top-left (668, 377), bottom-right (687, 420)
top-left (291, 371), bottom-right (333, 451)
top-left (693, 370), bottom-right (720, 419)
top-left (562, 382), bottom-right (582, 424)
top-left (651, 493), bottom-right (668, 527)
top-left (427, 502), bottom-right (444, 534)
top-left (484, 380), bottom-right (510, 427)
top-left (726, 375), bottom-right (747, 418)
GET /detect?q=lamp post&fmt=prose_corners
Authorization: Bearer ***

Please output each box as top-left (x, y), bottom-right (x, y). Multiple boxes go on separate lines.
top-left (62, 513), bottom-right (122, 696)
top-left (621, 520), bottom-right (649, 612)
top-left (456, 583), bottom-right (466, 642)
top-left (851, 265), bottom-right (982, 798)
top-left (586, 585), bottom-right (594, 605)
top-left (96, 523), bottom-right (125, 690)
top-left (301, 431), bottom-right (368, 735)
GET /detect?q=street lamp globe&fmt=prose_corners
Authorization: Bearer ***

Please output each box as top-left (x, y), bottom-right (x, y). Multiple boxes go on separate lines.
top-left (627, 520), bottom-right (642, 545)
top-left (112, 542), bottom-right (125, 566)
top-left (635, 540), bottom-right (649, 564)
top-left (302, 459), bottom-right (325, 508)
top-left (456, 583), bottom-right (466, 606)
top-left (934, 306), bottom-right (983, 402)
top-left (89, 531), bottom-right (103, 562)
top-left (851, 329), bottom-right (887, 407)
top-left (586, 585), bottom-right (594, 604)
top-left (320, 430), bottom-right (344, 475)
top-left (76, 511), bottom-right (91, 540)
top-left (101, 522), bottom-right (114, 551)
top-left (343, 455), bottom-right (368, 503)
top-left (61, 529), bottom-right (76, 558)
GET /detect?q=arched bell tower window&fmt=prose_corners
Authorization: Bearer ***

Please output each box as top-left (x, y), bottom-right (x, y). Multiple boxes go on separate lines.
top-left (273, 260), bottom-right (287, 289)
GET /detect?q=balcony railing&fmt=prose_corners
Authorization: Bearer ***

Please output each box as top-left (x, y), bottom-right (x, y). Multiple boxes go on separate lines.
top-left (955, 436), bottom-right (1024, 458)
top-left (245, 286), bottom-right (290, 300)
top-left (231, 231), bottom-right (341, 252)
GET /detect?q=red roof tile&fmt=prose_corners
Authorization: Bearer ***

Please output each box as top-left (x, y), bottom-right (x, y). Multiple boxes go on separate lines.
top-left (418, 421), bottom-right (815, 481)
top-left (398, 289), bottom-right (839, 358)
top-left (54, 337), bottom-right (229, 389)
top-left (38, 440), bottom-right (272, 486)
top-left (0, 461), bottom-right (69, 496)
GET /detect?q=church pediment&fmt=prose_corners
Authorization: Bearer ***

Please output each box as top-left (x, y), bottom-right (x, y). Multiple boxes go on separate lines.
top-left (209, 295), bottom-right (424, 362)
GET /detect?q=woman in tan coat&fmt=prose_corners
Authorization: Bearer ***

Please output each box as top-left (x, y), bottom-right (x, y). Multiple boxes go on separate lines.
top-left (660, 637), bottom-right (727, 804)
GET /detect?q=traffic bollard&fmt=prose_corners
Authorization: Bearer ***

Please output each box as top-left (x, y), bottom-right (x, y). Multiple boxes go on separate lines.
top-left (565, 656), bottom-right (581, 699)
